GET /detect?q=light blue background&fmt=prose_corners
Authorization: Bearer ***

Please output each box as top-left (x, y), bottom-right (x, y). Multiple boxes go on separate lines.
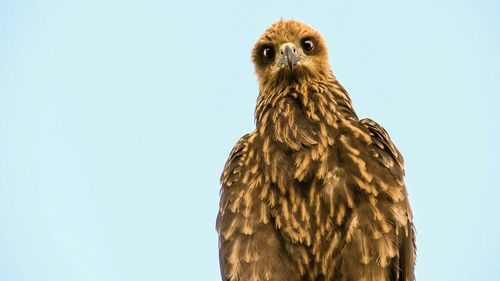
top-left (1, 1), bottom-right (499, 280)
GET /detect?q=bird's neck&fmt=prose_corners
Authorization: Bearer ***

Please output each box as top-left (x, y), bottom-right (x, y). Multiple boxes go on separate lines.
top-left (254, 78), bottom-right (357, 149)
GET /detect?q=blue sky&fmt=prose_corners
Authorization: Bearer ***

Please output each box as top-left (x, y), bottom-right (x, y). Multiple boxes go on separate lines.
top-left (1, 1), bottom-right (499, 280)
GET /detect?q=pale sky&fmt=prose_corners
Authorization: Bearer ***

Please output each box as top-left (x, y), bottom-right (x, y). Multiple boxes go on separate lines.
top-left (1, 1), bottom-right (499, 280)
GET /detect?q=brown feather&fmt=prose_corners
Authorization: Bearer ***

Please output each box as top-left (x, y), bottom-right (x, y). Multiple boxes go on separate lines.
top-left (217, 19), bottom-right (416, 281)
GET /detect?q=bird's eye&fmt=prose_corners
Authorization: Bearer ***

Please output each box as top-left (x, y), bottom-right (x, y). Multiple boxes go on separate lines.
top-left (301, 38), bottom-right (315, 53)
top-left (261, 46), bottom-right (275, 61)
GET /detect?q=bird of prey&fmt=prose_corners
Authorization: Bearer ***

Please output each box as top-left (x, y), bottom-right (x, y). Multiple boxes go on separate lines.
top-left (216, 20), bottom-right (416, 281)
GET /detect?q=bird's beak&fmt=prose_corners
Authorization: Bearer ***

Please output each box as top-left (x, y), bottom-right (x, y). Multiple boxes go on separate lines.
top-left (279, 43), bottom-right (298, 72)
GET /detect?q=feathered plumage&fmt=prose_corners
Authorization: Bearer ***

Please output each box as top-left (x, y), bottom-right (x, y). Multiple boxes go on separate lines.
top-left (217, 19), bottom-right (416, 281)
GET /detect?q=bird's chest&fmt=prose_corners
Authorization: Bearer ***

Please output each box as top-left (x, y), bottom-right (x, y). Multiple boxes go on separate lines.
top-left (257, 99), bottom-right (375, 278)
top-left (263, 143), bottom-right (352, 274)
top-left (262, 133), bottom-right (373, 279)
top-left (271, 146), bottom-right (351, 224)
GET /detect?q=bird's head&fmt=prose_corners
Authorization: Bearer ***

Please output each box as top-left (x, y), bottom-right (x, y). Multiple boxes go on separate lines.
top-left (252, 20), bottom-right (330, 89)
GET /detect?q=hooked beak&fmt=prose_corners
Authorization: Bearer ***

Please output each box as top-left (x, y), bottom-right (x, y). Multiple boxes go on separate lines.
top-left (279, 43), bottom-right (298, 72)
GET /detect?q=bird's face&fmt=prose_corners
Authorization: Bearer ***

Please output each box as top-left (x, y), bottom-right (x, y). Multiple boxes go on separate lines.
top-left (252, 20), bottom-right (330, 88)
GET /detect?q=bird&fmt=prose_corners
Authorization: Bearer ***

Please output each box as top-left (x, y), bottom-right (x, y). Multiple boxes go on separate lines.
top-left (216, 19), bottom-right (416, 281)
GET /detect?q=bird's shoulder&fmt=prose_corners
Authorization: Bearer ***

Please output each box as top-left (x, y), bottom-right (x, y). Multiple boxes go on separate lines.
top-left (359, 118), bottom-right (405, 177)
top-left (220, 133), bottom-right (253, 188)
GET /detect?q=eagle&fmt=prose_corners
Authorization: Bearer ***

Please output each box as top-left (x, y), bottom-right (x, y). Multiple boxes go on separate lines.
top-left (216, 20), bottom-right (416, 281)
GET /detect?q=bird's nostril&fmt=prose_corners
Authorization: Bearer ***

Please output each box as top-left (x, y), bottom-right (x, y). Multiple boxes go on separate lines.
top-left (293, 48), bottom-right (296, 52)
top-left (280, 50), bottom-right (284, 55)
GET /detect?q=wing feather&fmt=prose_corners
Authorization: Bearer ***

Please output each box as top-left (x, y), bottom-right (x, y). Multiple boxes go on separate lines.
top-left (217, 133), bottom-right (301, 281)
top-left (360, 118), bottom-right (416, 281)
top-left (360, 118), bottom-right (405, 177)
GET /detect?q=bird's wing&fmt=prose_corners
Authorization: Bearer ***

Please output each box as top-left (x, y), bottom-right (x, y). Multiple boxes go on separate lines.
top-left (217, 134), bottom-right (250, 281)
top-left (220, 134), bottom-right (250, 189)
top-left (360, 118), bottom-right (404, 177)
top-left (398, 220), bottom-right (417, 281)
top-left (360, 118), bottom-right (416, 281)
top-left (217, 133), bottom-right (301, 281)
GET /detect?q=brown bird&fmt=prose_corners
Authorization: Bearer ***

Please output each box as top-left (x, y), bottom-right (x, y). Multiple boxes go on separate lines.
top-left (216, 19), bottom-right (416, 281)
